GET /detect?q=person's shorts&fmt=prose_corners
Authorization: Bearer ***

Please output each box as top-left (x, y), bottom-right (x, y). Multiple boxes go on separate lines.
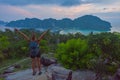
top-left (30, 51), bottom-right (41, 58)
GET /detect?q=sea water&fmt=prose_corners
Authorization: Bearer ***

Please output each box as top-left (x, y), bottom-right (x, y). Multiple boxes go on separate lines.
top-left (0, 25), bottom-right (120, 35)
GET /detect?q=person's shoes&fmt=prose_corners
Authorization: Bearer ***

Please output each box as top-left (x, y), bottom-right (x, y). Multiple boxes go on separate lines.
top-left (38, 71), bottom-right (42, 75)
top-left (32, 71), bottom-right (36, 76)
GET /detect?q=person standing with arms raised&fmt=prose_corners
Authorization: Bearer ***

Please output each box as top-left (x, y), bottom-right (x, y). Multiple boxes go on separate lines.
top-left (15, 28), bottom-right (48, 75)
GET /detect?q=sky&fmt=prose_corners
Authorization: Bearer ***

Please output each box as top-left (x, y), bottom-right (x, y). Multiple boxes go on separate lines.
top-left (0, 0), bottom-right (120, 28)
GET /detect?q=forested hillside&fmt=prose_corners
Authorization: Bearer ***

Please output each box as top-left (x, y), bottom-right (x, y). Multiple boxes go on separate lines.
top-left (5, 15), bottom-right (112, 31)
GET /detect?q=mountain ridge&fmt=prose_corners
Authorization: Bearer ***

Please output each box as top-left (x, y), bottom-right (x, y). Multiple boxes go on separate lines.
top-left (5, 15), bottom-right (112, 31)
top-left (0, 20), bottom-right (8, 25)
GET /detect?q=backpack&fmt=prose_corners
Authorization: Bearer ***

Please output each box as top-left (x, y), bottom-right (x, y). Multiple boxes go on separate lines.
top-left (29, 41), bottom-right (39, 56)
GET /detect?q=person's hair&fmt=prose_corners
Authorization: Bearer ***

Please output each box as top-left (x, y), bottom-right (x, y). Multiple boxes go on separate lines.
top-left (31, 31), bottom-right (36, 40)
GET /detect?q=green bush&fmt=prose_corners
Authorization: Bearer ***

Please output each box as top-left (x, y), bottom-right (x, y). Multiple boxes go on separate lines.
top-left (55, 38), bottom-right (98, 70)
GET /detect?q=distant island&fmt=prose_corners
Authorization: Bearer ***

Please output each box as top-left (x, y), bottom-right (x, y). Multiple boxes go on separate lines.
top-left (0, 20), bottom-right (7, 25)
top-left (1, 15), bottom-right (112, 31)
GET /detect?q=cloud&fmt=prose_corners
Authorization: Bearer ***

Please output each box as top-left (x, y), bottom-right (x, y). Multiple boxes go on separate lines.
top-left (60, 0), bottom-right (81, 6)
top-left (81, 0), bottom-right (119, 4)
top-left (21, 4), bottom-right (95, 19)
top-left (0, 0), bottom-right (81, 6)
top-left (0, 0), bottom-right (120, 23)
top-left (1, 0), bottom-right (118, 6)
top-left (21, 2), bottom-right (120, 25)
top-left (0, 4), bottom-right (34, 21)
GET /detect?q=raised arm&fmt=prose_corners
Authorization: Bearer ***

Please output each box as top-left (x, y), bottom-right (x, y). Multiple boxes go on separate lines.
top-left (15, 28), bottom-right (30, 41)
top-left (38, 30), bottom-right (49, 42)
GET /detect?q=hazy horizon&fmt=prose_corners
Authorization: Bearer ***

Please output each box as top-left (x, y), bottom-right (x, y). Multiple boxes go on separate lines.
top-left (0, 24), bottom-right (120, 34)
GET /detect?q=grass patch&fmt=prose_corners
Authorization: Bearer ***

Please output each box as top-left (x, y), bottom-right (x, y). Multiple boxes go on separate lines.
top-left (14, 58), bottom-right (31, 72)
top-left (0, 57), bottom-right (31, 74)
top-left (0, 78), bottom-right (5, 80)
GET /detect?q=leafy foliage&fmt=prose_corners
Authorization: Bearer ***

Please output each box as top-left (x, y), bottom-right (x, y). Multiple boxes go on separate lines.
top-left (0, 36), bottom-right (10, 61)
top-left (55, 38), bottom-right (99, 70)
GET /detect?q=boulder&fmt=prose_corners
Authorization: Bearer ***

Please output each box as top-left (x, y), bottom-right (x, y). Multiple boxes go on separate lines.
top-left (14, 64), bottom-right (21, 69)
top-left (3, 66), bottom-right (14, 74)
top-left (46, 65), bottom-right (72, 80)
top-left (41, 57), bottom-right (57, 67)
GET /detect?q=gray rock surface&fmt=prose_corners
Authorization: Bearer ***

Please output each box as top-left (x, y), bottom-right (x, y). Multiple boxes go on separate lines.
top-left (5, 69), bottom-right (48, 80)
top-left (5, 66), bottom-right (96, 80)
